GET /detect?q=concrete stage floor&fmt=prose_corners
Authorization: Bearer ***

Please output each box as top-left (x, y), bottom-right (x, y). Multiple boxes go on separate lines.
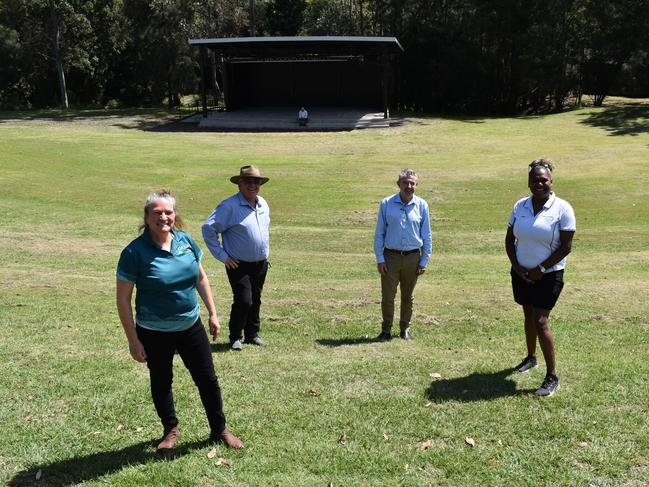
top-left (181, 107), bottom-right (399, 131)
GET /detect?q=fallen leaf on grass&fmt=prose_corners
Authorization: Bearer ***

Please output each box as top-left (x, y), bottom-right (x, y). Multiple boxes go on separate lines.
top-left (429, 373), bottom-right (442, 379)
top-left (207, 448), bottom-right (217, 459)
top-left (465, 437), bottom-right (476, 447)
top-left (383, 432), bottom-right (389, 441)
top-left (420, 438), bottom-right (433, 450)
top-left (308, 388), bottom-right (321, 397)
top-left (338, 434), bottom-right (347, 445)
top-left (35, 469), bottom-right (42, 480)
top-left (215, 457), bottom-right (229, 466)
top-left (578, 441), bottom-right (588, 447)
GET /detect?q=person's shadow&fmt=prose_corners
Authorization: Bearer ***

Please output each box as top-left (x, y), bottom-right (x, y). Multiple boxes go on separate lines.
top-left (210, 342), bottom-right (232, 353)
top-left (316, 336), bottom-right (379, 347)
top-left (426, 368), bottom-right (532, 402)
top-left (8, 438), bottom-right (212, 486)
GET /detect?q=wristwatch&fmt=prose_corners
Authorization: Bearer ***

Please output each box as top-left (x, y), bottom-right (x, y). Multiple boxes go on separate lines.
top-left (538, 264), bottom-right (546, 273)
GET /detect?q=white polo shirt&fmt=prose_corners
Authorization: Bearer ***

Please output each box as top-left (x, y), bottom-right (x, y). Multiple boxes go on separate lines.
top-left (508, 193), bottom-right (576, 272)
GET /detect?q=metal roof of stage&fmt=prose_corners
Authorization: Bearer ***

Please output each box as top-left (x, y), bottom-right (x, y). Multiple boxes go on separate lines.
top-left (189, 36), bottom-right (404, 54)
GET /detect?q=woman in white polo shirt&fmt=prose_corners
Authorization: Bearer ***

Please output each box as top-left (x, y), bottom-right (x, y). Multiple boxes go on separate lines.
top-left (505, 159), bottom-right (576, 397)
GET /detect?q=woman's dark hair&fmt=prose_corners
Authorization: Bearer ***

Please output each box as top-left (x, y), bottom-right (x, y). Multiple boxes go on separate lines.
top-left (528, 158), bottom-right (554, 183)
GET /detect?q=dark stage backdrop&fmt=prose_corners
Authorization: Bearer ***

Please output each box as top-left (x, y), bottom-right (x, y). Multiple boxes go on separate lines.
top-left (227, 60), bottom-right (382, 109)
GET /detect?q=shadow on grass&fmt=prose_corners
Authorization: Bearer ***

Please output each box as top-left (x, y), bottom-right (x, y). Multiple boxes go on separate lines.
top-left (1, 108), bottom-right (577, 133)
top-left (211, 342), bottom-right (233, 353)
top-left (0, 109), bottom-right (183, 131)
top-left (426, 368), bottom-right (532, 402)
top-left (8, 438), bottom-right (212, 486)
top-left (579, 103), bottom-right (649, 136)
top-left (316, 336), bottom-right (378, 347)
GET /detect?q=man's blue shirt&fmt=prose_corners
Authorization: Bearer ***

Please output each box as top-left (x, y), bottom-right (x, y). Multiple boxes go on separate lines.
top-left (202, 192), bottom-right (270, 263)
top-left (374, 193), bottom-right (432, 268)
top-left (116, 230), bottom-right (203, 332)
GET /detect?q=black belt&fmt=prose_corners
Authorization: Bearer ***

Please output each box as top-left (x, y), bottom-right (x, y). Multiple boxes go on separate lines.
top-left (385, 248), bottom-right (420, 255)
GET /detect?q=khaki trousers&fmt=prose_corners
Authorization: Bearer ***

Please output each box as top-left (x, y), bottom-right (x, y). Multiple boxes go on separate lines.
top-left (380, 250), bottom-right (420, 332)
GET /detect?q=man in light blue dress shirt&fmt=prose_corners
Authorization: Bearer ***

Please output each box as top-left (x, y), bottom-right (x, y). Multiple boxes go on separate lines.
top-left (374, 169), bottom-right (432, 341)
top-left (202, 165), bottom-right (271, 351)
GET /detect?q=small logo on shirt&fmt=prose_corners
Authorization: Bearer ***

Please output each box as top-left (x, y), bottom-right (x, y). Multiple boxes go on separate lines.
top-left (177, 245), bottom-right (193, 255)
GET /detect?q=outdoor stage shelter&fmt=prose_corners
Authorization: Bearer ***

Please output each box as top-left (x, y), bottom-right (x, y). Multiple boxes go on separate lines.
top-left (189, 36), bottom-right (403, 119)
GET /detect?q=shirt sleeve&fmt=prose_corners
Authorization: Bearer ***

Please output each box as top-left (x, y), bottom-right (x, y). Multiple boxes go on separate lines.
top-left (186, 232), bottom-right (204, 263)
top-left (507, 202), bottom-right (517, 227)
top-left (116, 246), bottom-right (138, 284)
top-left (559, 202), bottom-right (576, 231)
top-left (202, 203), bottom-right (231, 263)
top-left (373, 200), bottom-right (387, 264)
top-left (419, 200), bottom-right (432, 268)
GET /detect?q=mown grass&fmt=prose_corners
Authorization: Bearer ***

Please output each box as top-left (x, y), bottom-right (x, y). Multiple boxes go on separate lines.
top-left (1, 101), bottom-right (648, 486)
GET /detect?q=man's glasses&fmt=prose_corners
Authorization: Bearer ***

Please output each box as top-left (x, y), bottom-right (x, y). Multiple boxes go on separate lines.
top-left (241, 178), bottom-right (262, 185)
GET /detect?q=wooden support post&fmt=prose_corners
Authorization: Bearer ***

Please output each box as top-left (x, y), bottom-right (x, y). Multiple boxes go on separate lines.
top-left (199, 46), bottom-right (208, 118)
top-left (381, 50), bottom-right (389, 119)
top-left (221, 58), bottom-right (231, 111)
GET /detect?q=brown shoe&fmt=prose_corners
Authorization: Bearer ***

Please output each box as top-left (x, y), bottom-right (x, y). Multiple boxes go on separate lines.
top-left (212, 426), bottom-right (244, 449)
top-left (156, 426), bottom-right (179, 451)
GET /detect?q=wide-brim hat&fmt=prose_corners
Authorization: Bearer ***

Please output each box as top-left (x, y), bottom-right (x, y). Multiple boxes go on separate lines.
top-left (230, 165), bottom-right (269, 185)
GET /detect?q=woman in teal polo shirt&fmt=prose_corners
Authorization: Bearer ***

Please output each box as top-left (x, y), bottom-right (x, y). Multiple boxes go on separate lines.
top-left (116, 189), bottom-right (243, 451)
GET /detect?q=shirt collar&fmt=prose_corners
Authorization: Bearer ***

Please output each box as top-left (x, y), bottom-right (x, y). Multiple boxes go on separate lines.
top-left (142, 228), bottom-right (175, 250)
top-left (391, 193), bottom-right (416, 206)
top-left (524, 192), bottom-right (556, 210)
top-left (237, 191), bottom-right (259, 208)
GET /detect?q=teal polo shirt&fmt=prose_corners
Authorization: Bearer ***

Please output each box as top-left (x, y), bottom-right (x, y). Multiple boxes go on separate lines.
top-left (117, 230), bottom-right (203, 332)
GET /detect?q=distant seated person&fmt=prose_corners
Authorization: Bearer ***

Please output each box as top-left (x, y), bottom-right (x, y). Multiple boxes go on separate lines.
top-left (298, 106), bottom-right (309, 126)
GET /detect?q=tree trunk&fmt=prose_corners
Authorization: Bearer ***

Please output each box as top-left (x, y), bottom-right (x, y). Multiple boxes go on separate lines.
top-left (359, 0), bottom-right (364, 35)
top-left (49, 0), bottom-right (68, 108)
top-left (554, 6), bottom-right (568, 112)
top-left (249, 0), bottom-right (255, 36)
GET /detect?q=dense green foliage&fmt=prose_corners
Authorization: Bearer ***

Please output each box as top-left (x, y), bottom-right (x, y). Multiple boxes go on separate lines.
top-left (1, 1), bottom-right (649, 112)
top-left (1, 100), bottom-right (649, 485)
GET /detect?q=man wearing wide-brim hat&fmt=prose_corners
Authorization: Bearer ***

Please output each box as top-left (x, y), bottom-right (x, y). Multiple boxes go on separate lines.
top-left (202, 165), bottom-right (271, 350)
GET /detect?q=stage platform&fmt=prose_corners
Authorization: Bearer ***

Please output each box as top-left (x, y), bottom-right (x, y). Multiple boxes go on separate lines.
top-left (181, 107), bottom-right (396, 131)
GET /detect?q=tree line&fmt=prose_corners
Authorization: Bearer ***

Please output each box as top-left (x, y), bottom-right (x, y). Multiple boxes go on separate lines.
top-left (1, 0), bottom-right (648, 114)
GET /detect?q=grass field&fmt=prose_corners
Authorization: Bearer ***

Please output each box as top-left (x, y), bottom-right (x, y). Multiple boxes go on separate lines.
top-left (1, 99), bottom-right (648, 486)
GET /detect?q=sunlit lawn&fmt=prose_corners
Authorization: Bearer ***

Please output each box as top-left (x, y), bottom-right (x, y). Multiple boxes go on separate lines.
top-left (1, 101), bottom-right (648, 485)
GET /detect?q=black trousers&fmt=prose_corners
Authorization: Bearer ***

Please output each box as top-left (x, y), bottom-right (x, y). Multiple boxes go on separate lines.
top-left (136, 319), bottom-right (226, 434)
top-left (226, 259), bottom-right (268, 343)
